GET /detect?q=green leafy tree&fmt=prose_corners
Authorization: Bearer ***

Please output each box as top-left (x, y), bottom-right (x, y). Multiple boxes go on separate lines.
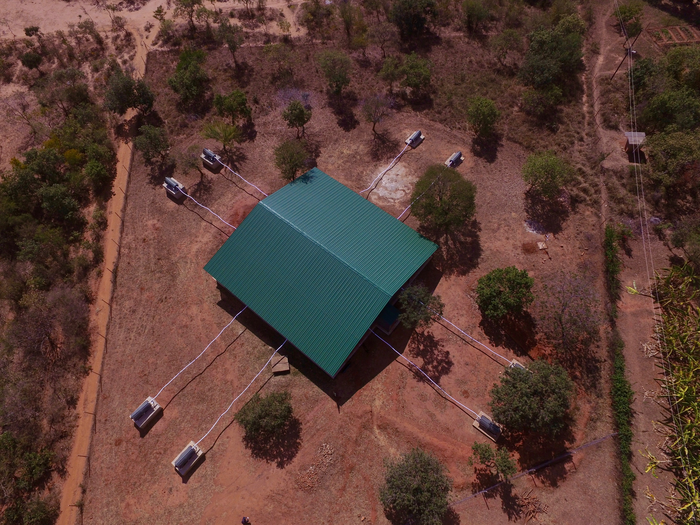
top-left (491, 29), bottom-right (522, 66)
top-left (397, 285), bottom-right (445, 329)
top-left (83, 160), bottom-right (113, 194)
top-left (300, 0), bottom-right (335, 41)
top-left (489, 360), bottom-right (574, 437)
top-left (389, 0), bottom-right (437, 41)
top-left (133, 125), bottom-right (170, 165)
top-left (380, 448), bottom-right (452, 525)
top-left (318, 50), bottom-right (352, 95)
top-left (462, 0), bottom-right (490, 34)
top-left (167, 49), bottom-right (210, 108)
top-left (202, 121), bottom-right (243, 157)
top-left (217, 18), bottom-right (245, 64)
top-left (411, 164), bottom-right (477, 235)
top-left (470, 442), bottom-right (517, 481)
top-left (20, 52), bottom-right (43, 70)
top-left (521, 86), bottom-right (563, 120)
top-left (476, 267), bottom-right (534, 322)
top-left (641, 88), bottom-right (700, 133)
top-left (646, 132), bottom-right (700, 194)
top-left (400, 53), bottom-right (432, 96)
top-left (361, 95), bottom-right (390, 136)
top-left (213, 90), bottom-right (252, 125)
top-left (282, 100), bottom-right (312, 138)
top-left (105, 71), bottom-right (155, 116)
top-left (671, 216), bottom-right (700, 271)
top-left (235, 392), bottom-right (293, 441)
top-left (379, 55), bottom-right (402, 93)
top-left (522, 151), bottom-right (573, 199)
top-left (173, 0), bottom-right (205, 32)
top-left (133, 78), bottom-right (155, 115)
top-left (466, 96), bottom-right (500, 138)
top-left (274, 139), bottom-right (308, 181)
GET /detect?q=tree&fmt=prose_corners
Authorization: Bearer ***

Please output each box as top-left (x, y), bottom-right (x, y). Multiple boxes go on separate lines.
top-left (521, 151), bottom-right (573, 199)
top-left (361, 95), bottom-right (390, 136)
top-left (489, 360), bottom-right (574, 437)
top-left (470, 443), bottom-right (517, 481)
top-left (397, 285), bottom-right (445, 329)
top-left (202, 121), bottom-right (242, 157)
top-left (173, 0), bottom-right (205, 32)
top-left (646, 131), bottom-right (700, 193)
top-left (389, 0), bottom-right (437, 41)
top-left (462, 0), bottom-right (490, 34)
top-left (491, 29), bottom-right (522, 66)
top-left (133, 125), bottom-right (170, 165)
top-left (535, 272), bottom-right (601, 353)
top-left (476, 267), bottom-right (534, 322)
top-left (236, 0), bottom-right (256, 18)
top-left (133, 78), bottom-right (155, 115)
top-left (466, 96), bottom-right (500, 138)
top-left (104, 70), bottom-right (155, 116)
top-left (217, 18), bottom-right (245, 64)
top-left (300, 0), bottom-right (335, 41)
top-left (671, 216), bottom-right (700, 271)
top-left (318, 50), bottom-right (352, 95)
top-left (213, 90), bottom-right (252, 125)
top-left (235, 392), bottom-right (293, 441)
top-left (167, 48), bottom-right (209, 108)
top-left (411, 164), bottom-right (477, 235)
top-left (380, 448), bottom-right (452, 525)
top-left (368, 22), bottom-right (397, 58)
top-left (20, 52), bottom-right (43, 71)
top-left (379, 55), bottom-right (402, 94)
top-left (641, 88), bottom-right (700, 133)
top-left (400, 53), bottom-right (432, 96)
top-left (274, 139), bottom-right (308, 181)
top-left (83, 160), bottom-right (113, 194)
top-left (282, 100), bottom-right (312, 138)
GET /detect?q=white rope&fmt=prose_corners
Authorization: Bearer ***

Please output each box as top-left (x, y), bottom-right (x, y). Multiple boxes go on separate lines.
top-left (370, 330), bottom-right (479, 418)
top-left (396, 175), bottom-right (440, 220)
top-left (186, 194), bottom-right (236, 230)
top-left (195, 339), bottom-right (287, 446)
top-left (153, 307), bottom-right (247, 400)
top-left (359, 144), bottom-right (409, 194)
top-left (220, 161), bottom-right (269, 197)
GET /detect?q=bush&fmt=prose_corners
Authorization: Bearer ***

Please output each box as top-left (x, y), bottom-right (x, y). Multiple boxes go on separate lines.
top-left (397, 285), bottom-right (445, 329)
top-left (167, 48), bottom-right (209, 107)
top-left (462, 0), bottom-right (490, 34)
top-left (470, 442), bottom-right (516, 481)
top-left (274, 139), bottom-right (309, 181)
top-left (489, 359), bottom-right (574, 437)
top-left (318, 50), bottom-right (352, 95)
top-left (522, 86), bottom-right (563, 120)
top-left (475, 266), bottom-right (534, 322)
top-left (411, 164), bottom-right (476, 235)
top-left (235, 392), bottom-right (293, 441)
top-left (522, 150), bottom-right (573, 199)
top-left (20, 52), bottom-right (43, 70)
top-left (603, 225), bottom-right (623, 302)
top-left (491, 29), bottom-right (522, 66)
top-left (466, 96), bottom-right (500, 138)
top-left (380, 448), bottom-right (452, 525)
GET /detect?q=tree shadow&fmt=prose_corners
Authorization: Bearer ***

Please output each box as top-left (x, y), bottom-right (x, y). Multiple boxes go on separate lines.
top-left (471, 134), bottom-right (501, 164)
top-left (496, 482), bottom-right (524, 521)
top-left (369, 131), bottom-right (400, 161)
top-left (424, 219), bottom-right (482, 277)
top-left (408, 330), bottom-right (453, 383)
top-left (501, 427), bottom-right (575, 488)
top-left (328, 92), bottom-right (359, 132)
top-left (114, 112), bottom-right (142, 141)
top-left (232, 60), bottom-right (253, 88)
top-left (479, 313), bottom-right (537, 357)
top-left (242, 416), bottom-right (302, 469)
top-left (240, 119), bottom-right (257, 142)
top-left (524, 191), bottom-right (570, 236)
top-left (146, 156), bottom-right (176, 186)
top-left (442, 507), bottom-right (461, 525)
top-left (188, 172), bottom-right (214, 200)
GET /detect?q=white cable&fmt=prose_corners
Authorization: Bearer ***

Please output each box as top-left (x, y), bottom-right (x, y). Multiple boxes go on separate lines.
top-left (396, 175), bottom-right (440, 220)
top-left (153, 307), bottom-right (247, 400)
top-left (370, 330), bottom-right (479, 418)
top-left (359, 144), bottom-right (409, 194)
top-left (186, 194), bottom-right (236, 230)
top-left (220, 162), bottom-right (269, 197)
top-left (195, 339), bottom-right (287, 446)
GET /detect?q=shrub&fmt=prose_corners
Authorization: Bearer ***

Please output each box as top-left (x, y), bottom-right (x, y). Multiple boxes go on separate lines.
top-left (462, 0), bottom-right (490, 34)
top-left (522, 150), bottom-right (573, 199)
top-left (491, 29), bottom-right (522, 66)
top-left (470, 442), bottom-right (517, 481)
top-left (489, 359), bottom-right (574, 437)
top-left (380, 448), bottom-right (452, 525)
top-left (274, 139), bottom-right (309, 181)
top-left (466, 96), bottom-right (500, 138)
top-left (20, 52), bottom-right (43, 70)
top-left (167, 48), bottom-right (209, 107)
top-left (411, 164), bottom-right (476, 235)
top-left (475, 267), bottom-right (534, 322)
top-left (397, 285), bottom-right (445, 329)
top-left (235, 392), bottom-right (293, 441)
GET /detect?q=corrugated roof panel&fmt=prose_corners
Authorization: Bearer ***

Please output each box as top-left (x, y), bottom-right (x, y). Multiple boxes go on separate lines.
top-left (204, 169), bottom-right (437, 377)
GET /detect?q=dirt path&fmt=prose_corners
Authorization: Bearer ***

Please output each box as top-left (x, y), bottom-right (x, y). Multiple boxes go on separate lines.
top-left (56, 25), bottom-right (149, 525)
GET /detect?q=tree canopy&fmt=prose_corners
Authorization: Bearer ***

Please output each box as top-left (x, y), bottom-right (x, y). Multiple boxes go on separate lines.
top-left (104, 69), bottom-right (154, 116)
top-left (410, 164), bottom-right (476, 235)
top-left (235, 392), bottom-right (293, 441)
top-left (476, 267), bottom-right (534, 322)
top-left (397, 285), bottom-right (445, 329)
top-left (466, 96), bottom-right (500, 138)
top-left (489, 360), bottom-right (574, 437)
top-left (167, 48), bottom-right (210, 108)
top-left (318, 50), bottom-right (352, 95)
top-left (274, 139), bottom-right (309, 181)
top-left (380, 448), bottom-right (452, 525)
top-left (282, 100), bottom-right (312, 138)
top-left (213, 90), bottom-right (252, 125)
top-left (522, 150), bottom-right (573, 199)
top-left (389, 0), bottom-right (437, 41)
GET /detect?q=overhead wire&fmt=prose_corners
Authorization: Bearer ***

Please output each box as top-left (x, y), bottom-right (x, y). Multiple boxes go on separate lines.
top-left (370, 330), bottom-right (479, 418)
top-left (185, 193), bottom-right (236, 230)
top-left (153, 307), bottom-right (247, 400)
top-left (359, 144), bottom-right (410, 194)
top-left (195, 339), bottom-right (287, 446)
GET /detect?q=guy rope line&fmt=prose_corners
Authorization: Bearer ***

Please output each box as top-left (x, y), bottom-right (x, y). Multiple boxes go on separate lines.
top-left (359, 144), bottom-right (410, 194)
top-left (153, 307), bottom-right (247, 400)
top-left (218, 160), bottom-right (269, 197)
top-left (195, 339), bottom-right (287, 446)
top-left (370, 330), bottom-right (479, 418)
top-left (185, 193), bottom-right (237, 230)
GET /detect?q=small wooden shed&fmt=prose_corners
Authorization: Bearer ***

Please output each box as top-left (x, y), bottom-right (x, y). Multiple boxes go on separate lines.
top-left (624, 132), bottom-right (646, 154)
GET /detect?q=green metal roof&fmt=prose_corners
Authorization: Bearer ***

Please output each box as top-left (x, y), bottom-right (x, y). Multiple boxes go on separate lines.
top-left (204, 168), bottom-right (437, 377)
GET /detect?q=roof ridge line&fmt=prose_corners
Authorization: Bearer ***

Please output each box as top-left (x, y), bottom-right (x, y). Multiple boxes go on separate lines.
top-left (259, 201), bottom-right (395, 298)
